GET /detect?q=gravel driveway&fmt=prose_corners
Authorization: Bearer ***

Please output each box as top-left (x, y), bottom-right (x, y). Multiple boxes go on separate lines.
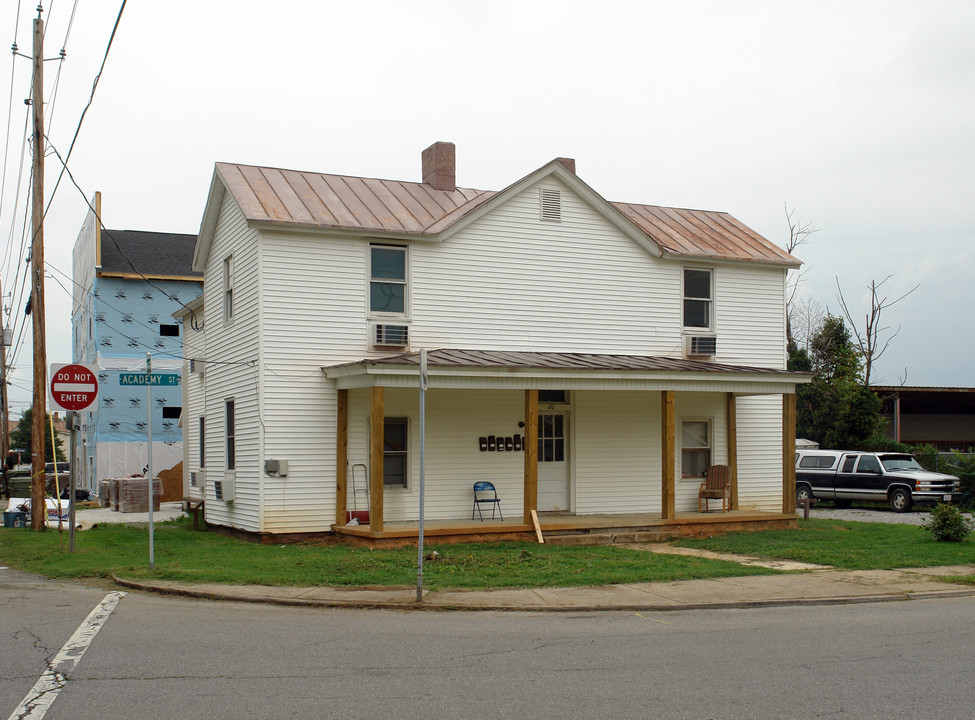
top-left (807, 505), bottom-right (935, 526)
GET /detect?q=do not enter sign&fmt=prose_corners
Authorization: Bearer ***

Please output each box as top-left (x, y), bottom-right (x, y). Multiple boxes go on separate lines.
top-left (50, 363), bottom-right (99, 411)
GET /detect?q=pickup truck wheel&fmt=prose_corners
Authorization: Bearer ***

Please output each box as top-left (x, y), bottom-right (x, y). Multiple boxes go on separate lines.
top-left (889, 488), bottom-right (913, 513)
top-left (796, 485), bottom-right (813, 503)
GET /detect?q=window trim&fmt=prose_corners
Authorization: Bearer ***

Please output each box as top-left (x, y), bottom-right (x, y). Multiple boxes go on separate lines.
top-left (679, 417), bottom-right (712, 481)
top-left (225, 399), bottom-right (236, 471)
top-left (682, 266), bottom-right (714, 332)
top-left (367, 243), bottom-right (409, 319)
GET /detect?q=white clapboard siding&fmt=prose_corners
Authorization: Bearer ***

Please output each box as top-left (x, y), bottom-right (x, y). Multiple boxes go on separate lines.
top-left (573, 391), bottom-right (660, 513)
top-left (714, 264), bottom-right (788, 369)
top-left (201, 193), bottom-right (262, 532)
top-left (735, 395), bottom-right (785, 511)
top-left (411, 178), bottom-right (682, 355)
top-left (181, 311), bottom-right (206, 501)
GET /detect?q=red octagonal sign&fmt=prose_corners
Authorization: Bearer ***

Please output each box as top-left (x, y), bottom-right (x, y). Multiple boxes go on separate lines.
top-left (50, 363), bottom-right (99, 412)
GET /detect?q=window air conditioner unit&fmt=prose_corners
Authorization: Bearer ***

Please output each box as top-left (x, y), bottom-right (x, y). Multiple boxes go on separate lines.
top-left (373, 324), bottom-right (409, 347)
top-left (213, 474), bottom-right (234, 503)
top-left (686, 335), bottom-right (717, 357)
top-left (189, 358), bottom-right (202, 374)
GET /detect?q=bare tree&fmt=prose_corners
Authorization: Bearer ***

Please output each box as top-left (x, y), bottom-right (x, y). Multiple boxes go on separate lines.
top-left (791, 295), bottom-right (825, 352)
top-left (783, 204), bottom-right (819, 348)
top-left (835, 275), bottom-right (919, 388)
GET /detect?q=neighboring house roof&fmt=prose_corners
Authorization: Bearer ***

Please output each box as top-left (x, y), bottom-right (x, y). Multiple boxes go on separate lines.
top-left (99, 229), bottom-right (202, 280)
top-left (874, 386), bottom-right (975, 414)
top-left (198, 159), bottom-right (798, 269)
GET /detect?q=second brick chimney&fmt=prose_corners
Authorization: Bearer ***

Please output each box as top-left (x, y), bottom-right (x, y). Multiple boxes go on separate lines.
top-left (422, 141), bottom-right (456, 192)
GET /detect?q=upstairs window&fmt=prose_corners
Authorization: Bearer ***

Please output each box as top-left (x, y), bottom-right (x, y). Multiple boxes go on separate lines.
top-left (223, 255), bottom-right (234, 322)
top-left (370, 245), bottom-right (407, 315)
top-left (683, 268), bottom-right (712, 329)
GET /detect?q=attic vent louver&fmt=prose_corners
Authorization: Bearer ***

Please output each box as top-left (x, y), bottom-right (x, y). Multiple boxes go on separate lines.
top-left (540, 188), bottom-right (561, 222)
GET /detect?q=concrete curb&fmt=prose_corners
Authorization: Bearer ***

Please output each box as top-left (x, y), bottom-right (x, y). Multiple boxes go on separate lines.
top-left (112, 575), bottom-right (975, 613)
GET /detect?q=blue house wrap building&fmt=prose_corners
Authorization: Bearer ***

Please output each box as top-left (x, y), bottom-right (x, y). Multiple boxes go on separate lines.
top-left (71, 193), bottom-right (202, 493)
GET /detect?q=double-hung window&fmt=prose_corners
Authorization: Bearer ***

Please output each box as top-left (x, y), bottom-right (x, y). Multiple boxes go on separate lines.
top-left (223, 255), bottom-right (234, 322)
top-left (680, 419), bottom-right (711, 479)
top-left (370, 245), bottom-right (407, 315)
top-left (683, 268), bottom-right (712, 330)
top-left (383, 418), bottom-right (408, 487)
top-left (225, 399), bottom-right (236, 471)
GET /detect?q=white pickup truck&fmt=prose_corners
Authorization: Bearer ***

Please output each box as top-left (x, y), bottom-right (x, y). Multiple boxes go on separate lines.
top-left (795, 450), bottom-right (962, 512)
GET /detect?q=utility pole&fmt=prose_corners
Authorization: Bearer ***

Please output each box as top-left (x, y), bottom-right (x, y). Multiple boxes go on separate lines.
top-left (1, 276), bottom-right (9, 464)
top-left (30, 13), bottom-right (47, 531)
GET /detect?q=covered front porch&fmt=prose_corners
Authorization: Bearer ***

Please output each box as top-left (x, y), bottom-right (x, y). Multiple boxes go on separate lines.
top-left (324, 349), bottom-right (808, 544)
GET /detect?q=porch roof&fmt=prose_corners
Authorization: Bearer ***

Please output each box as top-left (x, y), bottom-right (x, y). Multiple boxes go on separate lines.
top-left (322, 348), bottom-right (811, 394)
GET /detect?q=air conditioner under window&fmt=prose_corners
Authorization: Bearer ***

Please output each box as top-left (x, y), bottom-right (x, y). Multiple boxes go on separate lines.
top-left (213, 474), bottom-right (234, 503)
top-left (686, 335), bottom-right (717, 357)
top-left (373, 324), bottom-right (409, 347)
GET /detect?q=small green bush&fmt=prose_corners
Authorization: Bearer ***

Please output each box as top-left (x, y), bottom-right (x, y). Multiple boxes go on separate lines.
top-left (923, 503), bottom-right (974, 543)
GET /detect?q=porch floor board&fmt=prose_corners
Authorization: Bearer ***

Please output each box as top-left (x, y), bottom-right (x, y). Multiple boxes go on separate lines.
top-left (332, 509), bottom-right (797, 542)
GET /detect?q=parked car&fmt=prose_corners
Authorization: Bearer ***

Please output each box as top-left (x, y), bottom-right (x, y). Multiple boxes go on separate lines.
top-left (795, 450), bottom-right (962, 512)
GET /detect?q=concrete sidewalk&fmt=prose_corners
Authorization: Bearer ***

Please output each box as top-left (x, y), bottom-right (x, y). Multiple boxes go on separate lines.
top-left (115, 564), bottom-right (975, 612)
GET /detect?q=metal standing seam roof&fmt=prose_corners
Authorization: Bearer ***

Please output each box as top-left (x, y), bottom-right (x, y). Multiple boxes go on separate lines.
top-left (214, 162), bottom-right (798, 266)
top-left (325, 348), bottom-right (808, 378)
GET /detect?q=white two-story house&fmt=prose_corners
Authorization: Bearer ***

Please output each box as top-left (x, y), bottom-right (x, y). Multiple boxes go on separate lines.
top-left (185, 142), bottom-right (808, 541)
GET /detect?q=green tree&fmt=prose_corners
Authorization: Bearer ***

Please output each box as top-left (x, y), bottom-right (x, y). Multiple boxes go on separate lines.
top-left (8, 407), bottom-right (66, 463)
top-left (796, 314), bottom-right (882, 449)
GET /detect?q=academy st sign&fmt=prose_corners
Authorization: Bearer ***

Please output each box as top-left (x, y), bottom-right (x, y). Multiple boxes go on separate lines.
top-left (49, 363), bottom-right (99, 412)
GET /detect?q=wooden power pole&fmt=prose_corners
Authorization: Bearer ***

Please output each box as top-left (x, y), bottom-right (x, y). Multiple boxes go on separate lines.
top-left (30, 14), bottom-right (47, 531)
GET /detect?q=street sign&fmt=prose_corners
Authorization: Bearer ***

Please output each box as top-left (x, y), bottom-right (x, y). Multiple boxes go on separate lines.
top-left (49, 363), bottom-right (99, 411)
top-left (118, 373), bottom-right (181, 387)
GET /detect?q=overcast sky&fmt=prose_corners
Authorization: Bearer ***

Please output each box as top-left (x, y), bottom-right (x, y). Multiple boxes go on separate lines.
top-left (1, 0), bottom-right (973, 417)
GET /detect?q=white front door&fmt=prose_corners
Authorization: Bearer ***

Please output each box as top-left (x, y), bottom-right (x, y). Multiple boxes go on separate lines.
top-left (537, 412), bottom-right (569, 511)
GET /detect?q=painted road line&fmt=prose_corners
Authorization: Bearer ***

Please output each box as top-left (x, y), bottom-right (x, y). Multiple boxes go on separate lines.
top-left (7, 591), bottom-right (126, 720)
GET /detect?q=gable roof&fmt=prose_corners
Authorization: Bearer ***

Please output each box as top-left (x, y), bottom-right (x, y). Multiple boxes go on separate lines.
top-left (99, 229), bottom-right (202, 280)
top-left (196, 158), bottom-right (798, 270)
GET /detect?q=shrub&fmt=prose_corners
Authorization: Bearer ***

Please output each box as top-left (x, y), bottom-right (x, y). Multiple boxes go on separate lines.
top-left (923, 503), bottom-right (974, 543)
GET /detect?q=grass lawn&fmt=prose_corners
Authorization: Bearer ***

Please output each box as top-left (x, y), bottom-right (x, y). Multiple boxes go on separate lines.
top-left (676, 517), bottom-right (975, 571)
top-left (0, 517), bottom-right (776, 590)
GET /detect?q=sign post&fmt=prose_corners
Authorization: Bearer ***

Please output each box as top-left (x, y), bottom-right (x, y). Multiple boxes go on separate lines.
top-left (117, 355), bottom-right (182, 569)
top-left (50, 363), bottom-right (99, 552)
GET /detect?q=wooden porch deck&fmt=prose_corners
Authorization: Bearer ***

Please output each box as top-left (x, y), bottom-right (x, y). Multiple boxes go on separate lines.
top-left (332, 509), bottom-right (797, 546)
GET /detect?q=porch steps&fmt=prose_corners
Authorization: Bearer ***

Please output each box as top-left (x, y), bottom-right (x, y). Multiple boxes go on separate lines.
top-left (544, 530), bottom-right (679, 546)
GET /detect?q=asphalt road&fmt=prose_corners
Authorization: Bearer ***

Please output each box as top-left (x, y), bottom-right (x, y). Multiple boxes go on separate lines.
top-left (3, 568), bottom-right (974, 720)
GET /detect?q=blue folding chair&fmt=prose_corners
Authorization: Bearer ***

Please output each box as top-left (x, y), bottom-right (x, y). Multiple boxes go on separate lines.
top-left (472, 481), bottom-right (503, 521)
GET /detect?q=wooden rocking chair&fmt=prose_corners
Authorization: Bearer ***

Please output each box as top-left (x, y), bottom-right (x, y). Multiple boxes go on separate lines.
top-left (698, 465), bottom-right (731, 512)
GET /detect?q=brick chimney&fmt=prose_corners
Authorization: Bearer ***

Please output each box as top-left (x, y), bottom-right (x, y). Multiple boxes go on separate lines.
top-left (556, 157), bottom-right (576, 174)
top-left (422, 141), bottom-right (456, 192)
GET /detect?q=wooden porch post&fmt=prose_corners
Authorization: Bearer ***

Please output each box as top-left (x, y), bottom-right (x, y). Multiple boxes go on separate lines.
top-left (727, 393), bottom-right (738, 510)
top-left (370, 386), bottom-right (385, 532)
top-left (661, 390), bottom-right (676, 520)
top-left (782, 392), bottom-right (797, 514)
top-left (524, 389), bottom-right (538, 523)
top-left (335, 389), bottom-right (348, 526)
